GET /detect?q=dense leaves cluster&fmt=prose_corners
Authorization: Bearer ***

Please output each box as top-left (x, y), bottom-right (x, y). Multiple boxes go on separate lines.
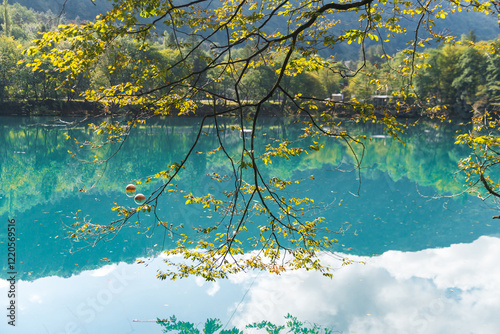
top-left (157, 314), bottom-right (332, 334)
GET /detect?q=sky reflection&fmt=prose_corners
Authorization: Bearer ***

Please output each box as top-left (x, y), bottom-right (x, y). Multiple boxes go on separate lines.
top-left (1, 236), bottom-right (499, 334)
top-left (231, 235), bottom-right (500, 334)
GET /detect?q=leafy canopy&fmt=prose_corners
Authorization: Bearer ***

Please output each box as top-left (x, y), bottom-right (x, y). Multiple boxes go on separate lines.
top-left (157, 314), bottom-right (332, 334)
top-left (24, 0), bottom-right (500, 280)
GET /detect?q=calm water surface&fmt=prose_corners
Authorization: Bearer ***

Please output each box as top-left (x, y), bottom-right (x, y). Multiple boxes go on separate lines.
top-left (0, 116), bottom-right (499, 334)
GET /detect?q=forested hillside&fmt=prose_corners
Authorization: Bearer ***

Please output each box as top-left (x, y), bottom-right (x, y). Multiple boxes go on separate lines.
top-left (7, 0), bottom-right (500, 55)
top-left (0, 0), bottom-right (499, 118)
top-left (11, 0), bottom-right (111, 21)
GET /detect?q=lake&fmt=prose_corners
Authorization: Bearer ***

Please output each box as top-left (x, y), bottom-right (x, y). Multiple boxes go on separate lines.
top-left (0, 116), bottom-right (499, 334)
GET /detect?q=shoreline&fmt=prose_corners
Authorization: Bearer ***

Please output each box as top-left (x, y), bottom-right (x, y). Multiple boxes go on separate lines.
top-left (0, 99), bottom-right (473, 119)
top-left (0, 100), bottom-right (102, 117)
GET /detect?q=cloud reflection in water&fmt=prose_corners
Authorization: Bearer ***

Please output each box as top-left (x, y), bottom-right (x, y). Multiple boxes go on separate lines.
top-left (230, 236), bottom-right (500, 334)
top-left (1, 236), bottom-right (498, 334)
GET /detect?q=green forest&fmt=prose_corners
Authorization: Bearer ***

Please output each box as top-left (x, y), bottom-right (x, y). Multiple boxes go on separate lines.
top-left (0, 0), bottom-right (499, 118)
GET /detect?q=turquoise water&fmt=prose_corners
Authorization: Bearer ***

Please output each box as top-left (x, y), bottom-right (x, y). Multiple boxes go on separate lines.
top-left (0, 116), bottom-right (499, 333)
